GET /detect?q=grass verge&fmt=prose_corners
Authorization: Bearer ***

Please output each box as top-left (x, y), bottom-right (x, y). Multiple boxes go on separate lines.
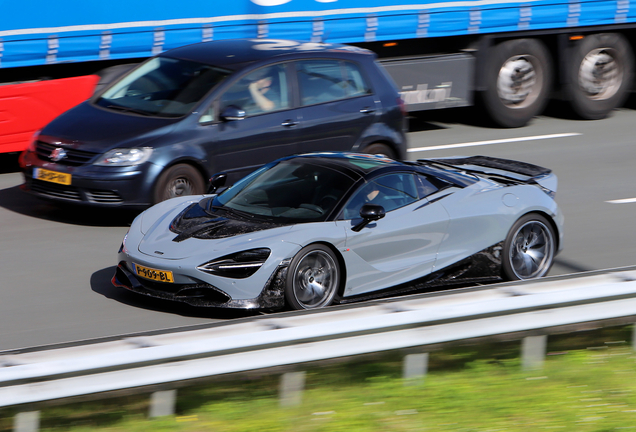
top-left (2, 327), bottom-right (636, 431)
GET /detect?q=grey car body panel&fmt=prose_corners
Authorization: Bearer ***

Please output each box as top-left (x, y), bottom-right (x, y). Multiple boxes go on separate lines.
top-left (115, 153), bottom-right (564, 309)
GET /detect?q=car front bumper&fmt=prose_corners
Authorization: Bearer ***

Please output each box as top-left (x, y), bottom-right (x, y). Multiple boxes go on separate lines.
top-left (112, 261), bottom-right (288, 310)
top-left (20, 150), bottom-right (160, 208)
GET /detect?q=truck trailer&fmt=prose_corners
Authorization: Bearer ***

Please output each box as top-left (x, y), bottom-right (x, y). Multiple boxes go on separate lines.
top-left (2, 0), bottom-right (635, 153)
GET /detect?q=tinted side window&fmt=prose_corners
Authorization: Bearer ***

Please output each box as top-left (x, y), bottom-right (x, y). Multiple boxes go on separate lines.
top-left (218, 64), bottom-right (289, 117)
top-left (343, 62), bottom-right (372, 97)
top-left (415, 174), bottom-right (440, 198)
top-left (342, 173), bottom-right (418, 219)
top-left (296, 60), bottom-right (347, 106)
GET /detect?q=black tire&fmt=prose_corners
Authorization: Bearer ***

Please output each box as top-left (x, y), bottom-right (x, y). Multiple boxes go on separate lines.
top-left (285, 244), bottom-right (340, 310)
top-left (502, 213), bottom-right (556, 281)
top-left (153, 164), bottom-right (205, 204)
top-left (479, 38), bottom-right (553, 128)
top-left (361, 142), bottom-right (397, 159)
top-left (565, 33), bottom-right (634, 120)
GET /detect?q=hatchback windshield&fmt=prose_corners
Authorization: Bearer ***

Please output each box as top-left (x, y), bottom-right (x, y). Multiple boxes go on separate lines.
top-left (96, 57), bottom-right (230, 117)
top-left (209, 160), bottom-right (357, 222)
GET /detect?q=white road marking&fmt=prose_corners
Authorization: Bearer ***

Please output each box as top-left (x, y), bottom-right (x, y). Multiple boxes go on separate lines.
top-left (407, 133), bottom-right (581, 153)
top-left (606, 198), bottom-right (636, 204)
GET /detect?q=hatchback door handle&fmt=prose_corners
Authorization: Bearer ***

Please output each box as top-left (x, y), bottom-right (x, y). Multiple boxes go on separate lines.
top-left (360, 107), bottom-right (375, 114)
top-left (281, 119), bottom-right (299, 127)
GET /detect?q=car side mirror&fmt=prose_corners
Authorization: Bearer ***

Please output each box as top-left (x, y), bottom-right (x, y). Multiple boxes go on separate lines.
top-left (352, 204), bottom-right (385, 232)
top-left (220, 105), bottom-right (246, 122)
top-left (207, 172), bottom-right (228, 194)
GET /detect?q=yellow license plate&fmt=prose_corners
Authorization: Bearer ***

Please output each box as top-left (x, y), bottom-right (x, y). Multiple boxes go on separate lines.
top-left (133, 263), bottom-right (174, 283)
top-left (34, 168), bottom-right (72, 185)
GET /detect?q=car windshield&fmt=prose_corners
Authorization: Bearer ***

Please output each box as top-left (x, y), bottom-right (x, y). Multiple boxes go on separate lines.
top-left (207, 159), bottom-right (357, 222)
top-left (95, 57), bottom-right (231, 117)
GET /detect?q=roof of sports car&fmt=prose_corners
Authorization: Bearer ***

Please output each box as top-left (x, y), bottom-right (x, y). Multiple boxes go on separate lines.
top-left (288, 152), bottom-right (403, 175)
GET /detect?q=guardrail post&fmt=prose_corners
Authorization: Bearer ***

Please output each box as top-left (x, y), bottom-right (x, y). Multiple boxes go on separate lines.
top-left (403, 353), bottom-right (428, 385)
top-left (632, 324), bottom-right (636, 351)
top-left (149, 390), bottom-right (177, 418)
top-left (14, 411), bottom-right (39, 432)
top-left (522, 335), bottom-right (547, 370)
top-left (279, 371), bottom-right (306, 407)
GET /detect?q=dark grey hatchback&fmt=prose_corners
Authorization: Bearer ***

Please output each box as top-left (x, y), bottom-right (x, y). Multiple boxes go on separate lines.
top-left (19, 39), bottom-right (407, 208)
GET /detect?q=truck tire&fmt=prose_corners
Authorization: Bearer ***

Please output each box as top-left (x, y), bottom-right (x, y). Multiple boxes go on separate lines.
top-left (479, 39), bottom-right (553, 128)
top-left (565, 33), bottom-right (634, 120)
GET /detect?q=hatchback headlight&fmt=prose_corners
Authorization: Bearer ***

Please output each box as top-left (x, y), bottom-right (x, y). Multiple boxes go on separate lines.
top-left (94, 147), bottom-right (153, 166)
top-left (197, 248), bottom-right (271, 279)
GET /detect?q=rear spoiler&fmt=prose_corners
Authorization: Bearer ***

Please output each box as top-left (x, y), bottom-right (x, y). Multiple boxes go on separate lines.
top-left (417, 156), bottom-right (557, 197)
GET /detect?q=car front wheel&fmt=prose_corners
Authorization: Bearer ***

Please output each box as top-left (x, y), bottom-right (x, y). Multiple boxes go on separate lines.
top-left (502, 213), bottom-right (556, 280)
top-left (153, 164), bottom-right (205, 204)
top-left (285, 244), bottom-right (340, 310)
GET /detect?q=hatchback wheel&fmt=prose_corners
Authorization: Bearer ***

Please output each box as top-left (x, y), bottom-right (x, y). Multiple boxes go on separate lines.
top-left (153, 164), bottom-right (205, 204)
top-left (362, 143), bottom-right (396, 159)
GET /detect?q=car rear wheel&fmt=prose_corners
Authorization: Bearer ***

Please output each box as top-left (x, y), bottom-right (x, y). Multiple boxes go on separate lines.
top-left (153, 164), bottom-right (205, 204)
top-left (362, 143), bottom-right (397, 159)
top-left (502, 213), bottom-right (556, 280)
top-left (285, 244), bottom-right (340, 310)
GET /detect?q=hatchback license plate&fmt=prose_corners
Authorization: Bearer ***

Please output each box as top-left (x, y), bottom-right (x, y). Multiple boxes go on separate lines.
top-left (133, 263), bottom-right (174, 283)
top-left (34, 168), bottom-right (72, 185)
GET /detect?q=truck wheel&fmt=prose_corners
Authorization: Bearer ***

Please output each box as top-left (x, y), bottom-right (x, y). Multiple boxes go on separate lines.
top-left (565, 33), bottom-right (634, 120)
top-left (153, 164), bottom-right (205, 204)
top-left (480, 39), bottom-right (552, 128)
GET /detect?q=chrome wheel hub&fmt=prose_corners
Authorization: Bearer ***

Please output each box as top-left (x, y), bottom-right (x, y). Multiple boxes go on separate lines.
top-left (168, 178), bottom-right (193, 198)
top-left (579, 48), bottom-right (621, 100)
top-left (497, 55), bottom-right (540, 108)
top-left (293, 250), bottom-right (338, 309)
top-left (509, 220), bottom-right (554, 279)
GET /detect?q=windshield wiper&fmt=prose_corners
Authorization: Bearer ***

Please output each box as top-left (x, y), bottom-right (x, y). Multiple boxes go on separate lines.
top-left (106, 104), bottom-right (152, 116)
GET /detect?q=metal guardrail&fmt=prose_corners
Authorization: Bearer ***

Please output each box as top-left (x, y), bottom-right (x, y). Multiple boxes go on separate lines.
top-left (2, 269), bottom-right (636, 409)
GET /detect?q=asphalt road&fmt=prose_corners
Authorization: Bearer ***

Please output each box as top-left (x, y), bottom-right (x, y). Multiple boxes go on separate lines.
top-left (1, 101), bottom-right (635, 352)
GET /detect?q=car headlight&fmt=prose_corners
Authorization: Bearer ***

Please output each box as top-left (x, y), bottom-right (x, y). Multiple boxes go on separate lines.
top-left (197, 248), bottom-right (271, 279)
top-left (27, 130), bottom-right (41, 152)
top-left (118, 231), bottom-right (129, 254)
top-left (94, 147), bottom-right (153, 166)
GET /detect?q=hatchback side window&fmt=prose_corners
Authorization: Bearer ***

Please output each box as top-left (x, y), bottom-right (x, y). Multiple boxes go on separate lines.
top-left (296, 60), bottom-right (347, 106)
top-left (343, 62), bottom-right (372, 97)
top-left (218, 64), bottom-right (289, 117)
top-left (342, 173), bottom-right (419, 220)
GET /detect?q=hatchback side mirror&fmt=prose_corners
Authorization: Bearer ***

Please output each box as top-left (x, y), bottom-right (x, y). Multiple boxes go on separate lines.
top-left (207, 172), bottom-right (228, 194)
top-left (220, 105), bottom-right (246, 121)
top-left (352, 204), bottom-right (385, 232)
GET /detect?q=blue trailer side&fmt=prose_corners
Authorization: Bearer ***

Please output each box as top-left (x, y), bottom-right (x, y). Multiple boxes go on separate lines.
top-left (2, 0), bottom-right (635, 67)
top-left (1, 0), bottom-right (635, 142)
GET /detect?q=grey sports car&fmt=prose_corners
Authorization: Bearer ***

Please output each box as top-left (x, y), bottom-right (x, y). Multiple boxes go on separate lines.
top-left (113, 152), bottom-right (564, 311)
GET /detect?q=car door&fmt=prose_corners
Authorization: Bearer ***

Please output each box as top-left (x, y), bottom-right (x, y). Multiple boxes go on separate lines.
top-left (294, 59), bottom-right (379, 154)
top-left (207, 63), bottom-right (302, 182)
top-left (340, 172), bottom-right (450, 297)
